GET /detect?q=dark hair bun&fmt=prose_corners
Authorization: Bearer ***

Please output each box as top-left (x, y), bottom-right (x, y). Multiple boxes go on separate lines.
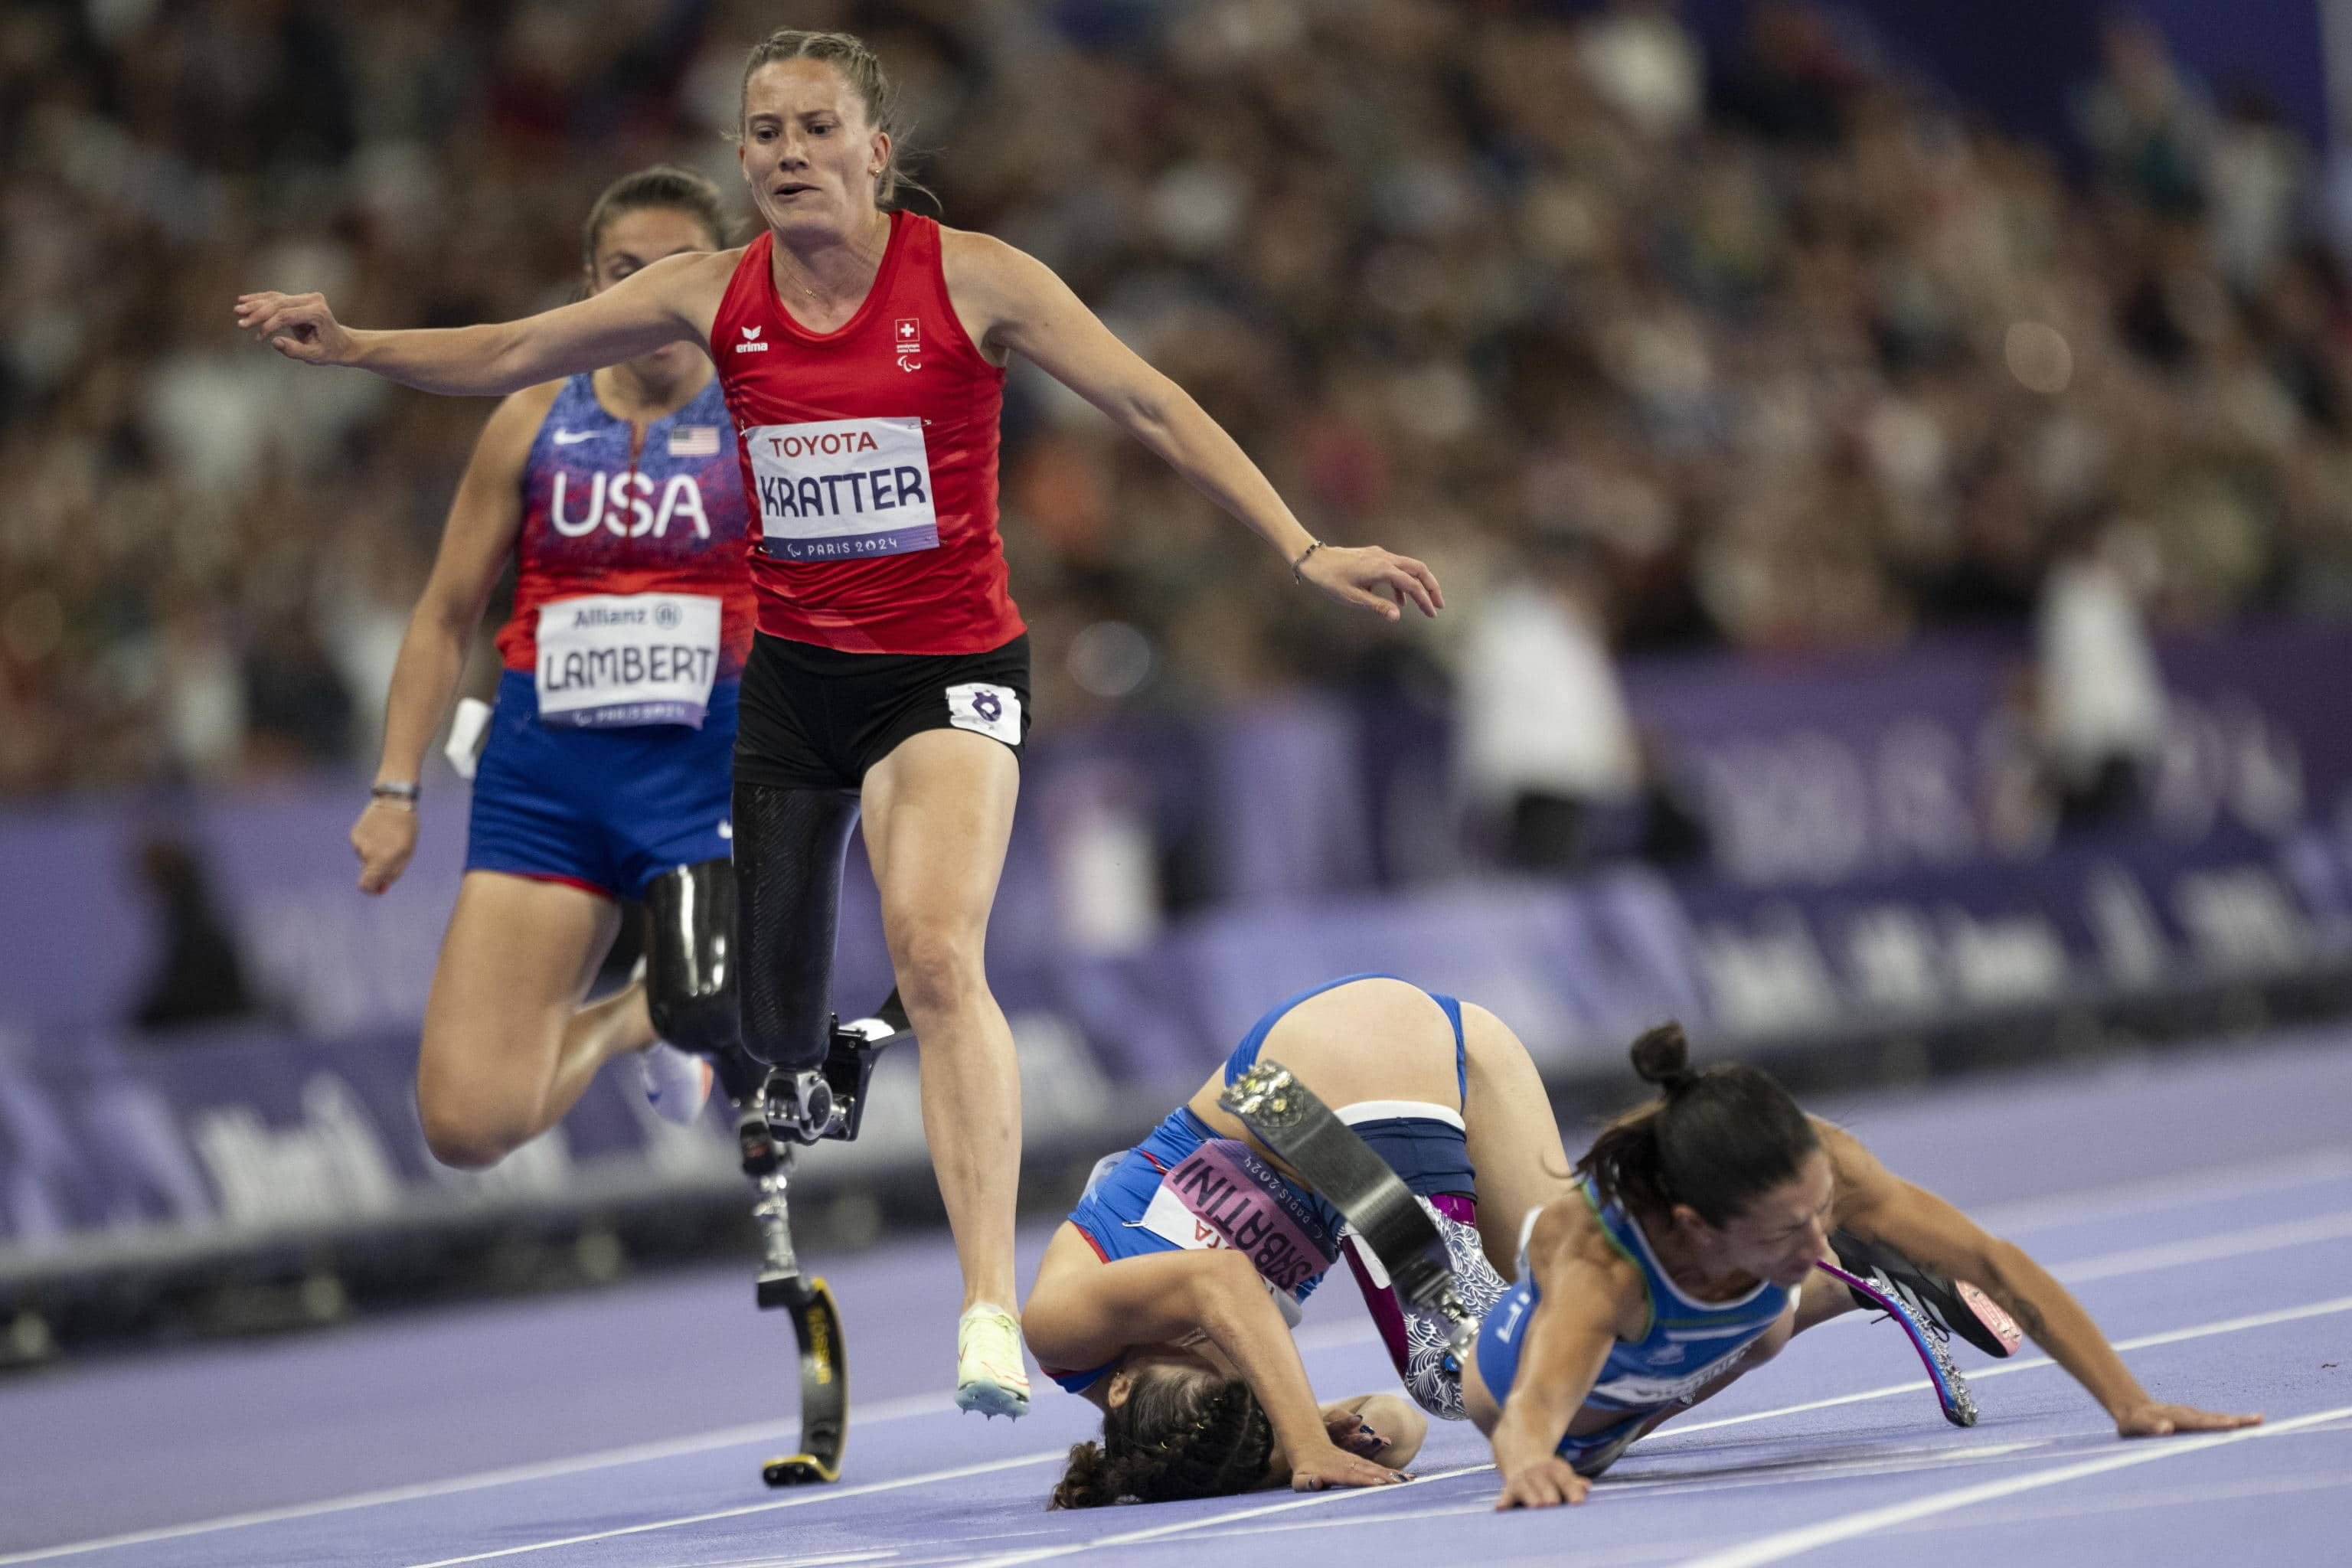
top-left (1630, 1021), bottom-right (1699, 1093)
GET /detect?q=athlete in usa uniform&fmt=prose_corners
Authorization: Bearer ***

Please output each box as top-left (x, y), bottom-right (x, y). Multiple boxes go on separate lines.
top-left (348, 170), bottom-right (757, 1170)
top-left (240, 30), bottom-right (1441, 1446)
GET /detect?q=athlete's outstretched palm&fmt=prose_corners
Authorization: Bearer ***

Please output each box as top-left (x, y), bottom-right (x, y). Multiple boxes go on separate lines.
top-left (2115, 1400), bottom-right (2263, 1438)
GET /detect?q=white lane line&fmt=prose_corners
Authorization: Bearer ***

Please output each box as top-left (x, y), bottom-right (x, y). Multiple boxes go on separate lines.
top-left (2049, 1208), bottom-right (2352, 1283)
top-left (952, 1464), bottom-right (1496, 1568)
top-left (1658, 1292), bottom-right (2352, 1442)
top-left (1168, 1440), bottom-right (2065, 1540)
top-left (0, 1392), bottom-right (956, 1568)
top-left (395, 1450), bottom-right (1065, 1568)
top-left (1970, 1148), bottom-right (2352, 1234)
top-left (1880, 1462), bottom-right (2352, 1533)
top-left (16, 1147), bottom-right (2348, 1563)
top-left (1666, 1403), bottom-right (2352, 1568)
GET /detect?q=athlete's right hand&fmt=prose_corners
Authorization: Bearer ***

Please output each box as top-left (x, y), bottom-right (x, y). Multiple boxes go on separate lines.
top-left (235, 292), bottom-right (358, 366)
top-left (1494, 1455), bottom-right (1589, 1510)
top-left (351, 802), bottom-right (419, 895)
top-left (1286, 1442), bottom-right (1406, 1493)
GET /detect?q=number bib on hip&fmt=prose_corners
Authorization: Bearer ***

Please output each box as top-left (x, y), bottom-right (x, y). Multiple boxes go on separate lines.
top-left (1135, 1138), bottom-right (1338, 1298)
top-left (534, 593), bottom-right (722, 729)
top-left (745, 416), bottom-right (939, 562)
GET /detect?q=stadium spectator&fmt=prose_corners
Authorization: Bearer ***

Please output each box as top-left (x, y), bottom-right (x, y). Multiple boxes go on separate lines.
top-left (6, 0), bottom-right (2352, 802)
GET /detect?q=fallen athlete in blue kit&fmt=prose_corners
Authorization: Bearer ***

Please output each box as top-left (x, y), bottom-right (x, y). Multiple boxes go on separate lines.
top-left (1020, 974), bottom-right (2261, 1509)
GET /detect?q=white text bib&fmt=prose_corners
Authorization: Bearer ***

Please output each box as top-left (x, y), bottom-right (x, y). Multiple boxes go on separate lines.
top-left (534, 593), bottom-right (722, 728)
top-left (744, 416), bottom-right (939, 562)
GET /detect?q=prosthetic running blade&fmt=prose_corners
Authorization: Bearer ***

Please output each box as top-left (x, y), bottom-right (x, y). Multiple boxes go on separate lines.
top-left (1219, 1060), bottom-right (1479, 1360)
top-left (1816, 1259), bottom-right (1978, 1428)
top-left (744, 999), bottom-right (911, 1485)
top-left (743, 1097), bottom-right (848, 1485)
top-left (760, 1273), bottom-right (848, 1485)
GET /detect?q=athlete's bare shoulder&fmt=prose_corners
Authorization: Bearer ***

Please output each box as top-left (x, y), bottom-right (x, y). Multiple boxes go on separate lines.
top-left (467, 379), bottom-right (566, 473)
top-left (934, 222), bottom-right (1021, 265)
top-left (1525, 1194), bottom-right (1648, 1338)
top-left (1808, 1115), bottom-right (1899, 1223)
top-left (932, 226), bottom-right (1037, 364)
top-left (934, 225), bottom-right (1050, 302)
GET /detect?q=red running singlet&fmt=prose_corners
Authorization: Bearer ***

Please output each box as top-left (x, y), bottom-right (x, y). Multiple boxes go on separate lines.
top-left (712, 212), bottom-right (1024, 655)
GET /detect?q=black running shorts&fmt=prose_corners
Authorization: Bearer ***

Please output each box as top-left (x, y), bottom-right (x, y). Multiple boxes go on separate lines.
top-left (734, 631), bottom-right (1033, 792)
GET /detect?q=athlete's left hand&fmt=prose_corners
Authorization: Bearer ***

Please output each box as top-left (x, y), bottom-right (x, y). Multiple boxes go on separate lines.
top-left (1287, 1442), bottom-right (1407, 1492)
top-left (351, 800), bottom-right (419, 895)
top-left (1495, 1455), bottom-right (1589, 1510)
top-left (1300, 544), bottom-right (1444, 622)
top-left (2114, 1401), bottom-right (2263, 1438)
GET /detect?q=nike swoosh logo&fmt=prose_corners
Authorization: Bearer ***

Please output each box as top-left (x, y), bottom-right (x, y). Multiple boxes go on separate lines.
top-left (551, 430), bottom-right (600, 445)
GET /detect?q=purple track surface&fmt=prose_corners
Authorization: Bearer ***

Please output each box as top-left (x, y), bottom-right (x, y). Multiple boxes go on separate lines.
top-left (7, 1034), bottom-right (2352, 1567)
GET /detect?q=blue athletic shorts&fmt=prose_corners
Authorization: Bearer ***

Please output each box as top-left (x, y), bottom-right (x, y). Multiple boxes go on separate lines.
top-left (464, 670), bottom-right (737, 900)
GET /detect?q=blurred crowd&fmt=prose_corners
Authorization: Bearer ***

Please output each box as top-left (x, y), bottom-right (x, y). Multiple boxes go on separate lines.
top-left (6, 0), bottom-right (2352, 797)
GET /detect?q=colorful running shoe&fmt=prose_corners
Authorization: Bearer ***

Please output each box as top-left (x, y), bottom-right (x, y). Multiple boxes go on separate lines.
top-left (955, 1302), bottom-right (1031, 1418)
top-left (1830, 1230), bottom-right (2024, 1359)
top-left (640, 1040), bottom-right (715, 1125)
top-left (1817, 1258), bottom-right (1978, 1427)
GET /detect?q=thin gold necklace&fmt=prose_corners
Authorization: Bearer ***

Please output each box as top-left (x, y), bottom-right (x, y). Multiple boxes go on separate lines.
top-left (780, 212), bottom-right (887, 302)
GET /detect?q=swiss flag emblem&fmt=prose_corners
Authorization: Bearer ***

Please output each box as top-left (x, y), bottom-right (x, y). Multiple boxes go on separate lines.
top-left (896, 318), bottom-right (919, 341)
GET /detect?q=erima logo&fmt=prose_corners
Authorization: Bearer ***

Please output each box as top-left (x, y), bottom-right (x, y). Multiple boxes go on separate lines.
top-left (552, 429), bottom-right (599, 445)
top-left (737, 325), bottom-right (769, 354)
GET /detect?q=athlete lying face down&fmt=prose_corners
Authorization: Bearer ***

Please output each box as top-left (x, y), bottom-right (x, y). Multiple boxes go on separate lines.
top-left (1468, 1024), bottom-right (2264, 1510)
top-left (1023, 975), bottom-right (1563, 1504)
top-left (1024, 977), bottom-right (2260, 1508)
top-left (1019, 975), bottom-right (2003, 1506)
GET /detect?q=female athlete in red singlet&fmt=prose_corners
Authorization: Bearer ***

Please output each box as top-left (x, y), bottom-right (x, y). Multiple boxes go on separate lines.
top-left (348, 168), bottom-right (758, 1169)
top-left (238, 28), bottom-right (1442, 1421)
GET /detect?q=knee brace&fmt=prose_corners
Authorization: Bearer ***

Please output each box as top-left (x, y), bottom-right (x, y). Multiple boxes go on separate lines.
top-left (733, 781), bottom-right (862, 1073)
top-left (642, 857), bottom-right (741, 1058)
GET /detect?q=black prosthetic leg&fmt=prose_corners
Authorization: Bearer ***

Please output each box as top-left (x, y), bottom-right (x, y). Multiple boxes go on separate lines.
top-left (730, 784), bottom-right (920, 1485)
top-left (1220, 1061), bottom-right (1483, 1370)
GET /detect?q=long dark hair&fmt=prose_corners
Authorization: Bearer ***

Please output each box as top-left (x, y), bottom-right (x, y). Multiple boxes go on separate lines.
top-left (1049, 1372), bottom-right (1276, 1509)
top-left (1574, 1022), bottom-right (1818, 1227)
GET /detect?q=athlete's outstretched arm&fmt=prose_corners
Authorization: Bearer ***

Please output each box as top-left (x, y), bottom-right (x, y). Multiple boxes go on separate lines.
top-left (351, 387), bottom-right (549, 895)
top-left (1486, 1208), bottom-right (1625, 1510)
top-left (1820, 1122), bottom-right (2263, 1438)
top-left (942, 230), bottom-right (1442, 623)
top-left (1024, 1246), bottom-right (1404, 1492)
top-left (235, 251), bottom-right (729, 397)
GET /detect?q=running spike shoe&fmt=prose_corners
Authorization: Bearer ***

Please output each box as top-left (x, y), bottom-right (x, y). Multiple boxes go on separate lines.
top-left (955, 1302), bottom-right (1031, 1418)
top-left (640, 1040), bottom-right (716, 1125)
top-left (1817, 1258), bottom-right (1979, 1427)
top-left (1830, 1230), bottom-right (2022, 1358)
